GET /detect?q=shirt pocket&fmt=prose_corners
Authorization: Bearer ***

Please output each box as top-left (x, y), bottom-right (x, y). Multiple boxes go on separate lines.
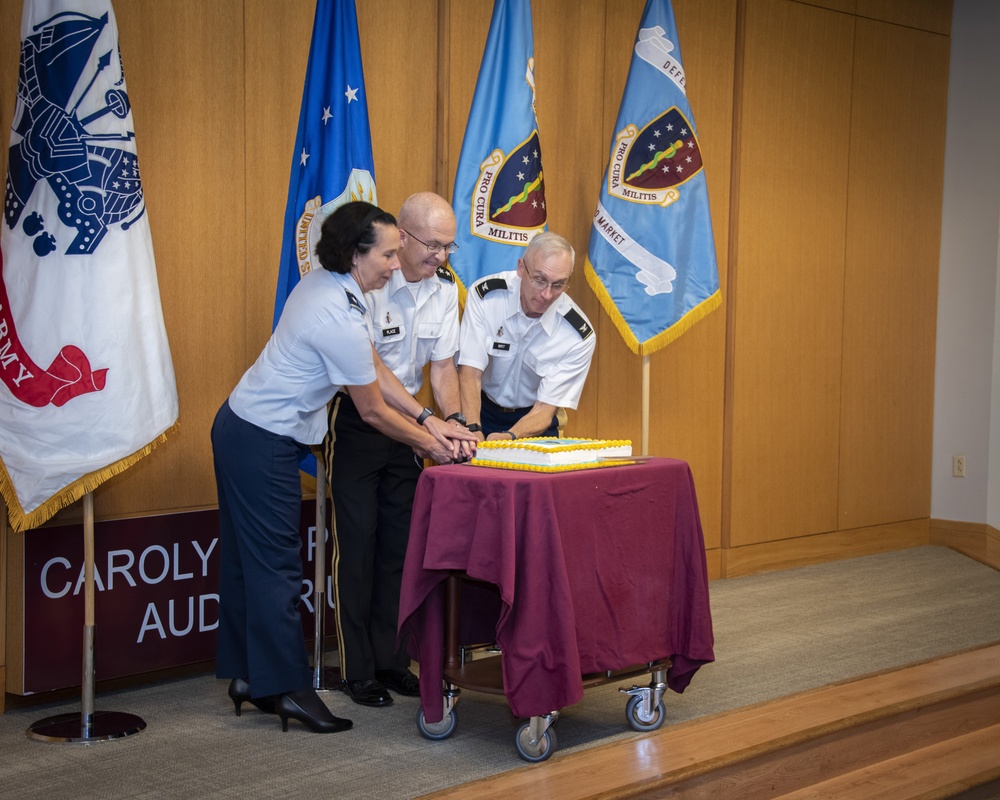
top-left (523, 350), bottom-right (545, 377)
top-left (416, 321), bottom-right (442, 340)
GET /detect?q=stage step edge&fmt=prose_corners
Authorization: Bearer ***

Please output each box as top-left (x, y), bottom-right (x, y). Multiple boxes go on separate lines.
top-left (416, 643), bottom-right (1000, 800)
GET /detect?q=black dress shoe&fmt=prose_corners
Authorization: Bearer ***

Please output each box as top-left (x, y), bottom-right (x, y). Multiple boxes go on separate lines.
top-left (341, 678), bottom-right (393, 707)
top-left (227, 678), bottom-right (277, 716)
top-left (275, 689), bottom-right (353, 733)
top-left (375, 668), bottom-right (421, 696)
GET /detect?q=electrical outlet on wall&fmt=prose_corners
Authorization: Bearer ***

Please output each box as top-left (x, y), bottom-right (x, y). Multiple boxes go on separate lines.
top-left (952, 455), bottom-right (966, 478)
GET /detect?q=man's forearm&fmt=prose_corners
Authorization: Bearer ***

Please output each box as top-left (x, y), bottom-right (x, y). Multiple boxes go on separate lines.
top-left (429, 359), bottom-right (462, 418)
top-left (458, 365), bottom-right (484, 424)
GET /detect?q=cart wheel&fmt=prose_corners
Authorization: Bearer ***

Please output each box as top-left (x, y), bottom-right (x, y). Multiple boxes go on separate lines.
top-left (515, 721), bottom-right (557, 762)
top-left (416, 707), bottom-right (457, 740)
top-left (625, 693), bottom-right (665, 732)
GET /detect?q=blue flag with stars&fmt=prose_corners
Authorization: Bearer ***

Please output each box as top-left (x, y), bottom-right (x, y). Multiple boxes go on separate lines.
top-left (274, 0), bottom-right (375, 475)
top-left (585, 0), bottom-right (720, 356)
top-left (274, 0), bottom-right (376, 328)
top-left (449, 0), bottom-right (547, 298)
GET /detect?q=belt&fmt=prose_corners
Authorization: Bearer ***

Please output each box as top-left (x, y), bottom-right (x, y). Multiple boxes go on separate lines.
top-left (481, 392), bottom-right (531, 415)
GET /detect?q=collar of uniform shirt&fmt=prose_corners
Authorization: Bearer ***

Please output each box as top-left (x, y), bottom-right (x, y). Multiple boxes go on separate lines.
top-left (386, 267), bottom-right (439, 299)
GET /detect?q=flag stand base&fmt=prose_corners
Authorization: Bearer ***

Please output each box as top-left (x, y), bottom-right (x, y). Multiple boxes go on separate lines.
top-left (313, 665), bottom-right (343, 693)
top-left (25, 494), bottom-right (147, 745)
top-left (26, 711), bottom-right (146, 744)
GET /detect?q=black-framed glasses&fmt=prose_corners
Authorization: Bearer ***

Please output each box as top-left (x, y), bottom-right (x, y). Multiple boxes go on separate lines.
top-left (402, 229), bottom-right (459, 256)
top-left (522, 261), bottom-right (570, 293)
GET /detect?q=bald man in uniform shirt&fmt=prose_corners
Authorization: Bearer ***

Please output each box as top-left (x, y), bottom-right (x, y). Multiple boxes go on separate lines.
top-left (458, 232), bottom-right (596, 441)
top-left (325, 192), bottom-right (468, 708)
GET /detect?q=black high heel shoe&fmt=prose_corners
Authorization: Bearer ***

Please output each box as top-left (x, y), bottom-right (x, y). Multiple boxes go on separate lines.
top-left (275, 689), bottom-right (353, 733)
top-left (228, 678), bottom-right (277, 716)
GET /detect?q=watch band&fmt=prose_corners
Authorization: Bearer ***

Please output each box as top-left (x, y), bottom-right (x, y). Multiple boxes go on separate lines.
top-left (503, 430), bottom-right (517, 440)
top-left (466, 423), bottom-right (482, 433)
top-left (416, 407), bottom-right (435, 426)
top-left (445, 412), bottom-right (467, 425)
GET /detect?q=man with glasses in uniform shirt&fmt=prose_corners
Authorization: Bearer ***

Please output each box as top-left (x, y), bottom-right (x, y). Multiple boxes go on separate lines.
top-left (325, 192), bottom-right (469, 708)
top-left (458, 232), bottom-right (596, 441)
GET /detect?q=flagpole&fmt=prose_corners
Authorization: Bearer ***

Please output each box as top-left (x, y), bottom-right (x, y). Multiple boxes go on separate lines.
top-left (642, 355), bottom-right (651, 456)
top-left (26, 493), bottom-right (146, 743)
top-left (311, 458), bottom-right (338, 690)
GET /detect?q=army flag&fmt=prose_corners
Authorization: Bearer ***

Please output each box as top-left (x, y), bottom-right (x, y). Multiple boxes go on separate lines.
top-left (0, 0), bottom-right (178, 532)
top-left (274, 0), bottom-right (377, 327)
top-left (449, 0), bottom-right (547, 296)
top-left (585, 0), bottom-right (720, 356)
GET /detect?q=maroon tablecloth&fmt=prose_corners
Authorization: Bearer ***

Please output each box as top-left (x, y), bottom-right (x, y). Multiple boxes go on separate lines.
top-left (398, 457), bottom-right (715, 722)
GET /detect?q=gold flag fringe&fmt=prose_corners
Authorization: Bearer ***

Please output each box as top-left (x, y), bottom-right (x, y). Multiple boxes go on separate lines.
top-left (0, 420), bottom-right (180, 534)
top-left (584, 258), bottom-right (722, 357)
top-left (456, 276), bottom-right (470, 312)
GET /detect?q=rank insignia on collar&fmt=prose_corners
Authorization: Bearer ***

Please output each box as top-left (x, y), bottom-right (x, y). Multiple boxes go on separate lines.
top-left (345, 290), bottom-right (365, 314)
top-left (475, 277), bottom-right (508, 299)
top-left (562, 308), bottom-right (593, 339)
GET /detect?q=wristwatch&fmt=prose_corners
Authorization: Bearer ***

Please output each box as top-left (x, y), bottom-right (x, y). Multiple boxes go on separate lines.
top-left (416, 407), bottom-right (435, 426)
top-left (445, 412), bottom-right (467, 425)
top-left (466, 423), bottom-right (482, 433)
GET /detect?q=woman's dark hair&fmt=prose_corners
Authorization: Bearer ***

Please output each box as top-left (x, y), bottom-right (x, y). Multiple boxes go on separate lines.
top-left (315, 201), bottom-right (397, 274)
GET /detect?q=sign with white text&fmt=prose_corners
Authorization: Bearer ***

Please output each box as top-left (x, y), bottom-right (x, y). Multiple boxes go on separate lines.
top-left (18, 504), bottom-right (333, 694)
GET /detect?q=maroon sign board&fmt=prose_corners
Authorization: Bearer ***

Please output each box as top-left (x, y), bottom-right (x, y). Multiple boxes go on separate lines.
top-left (17, 503), bottom-right (334, 694)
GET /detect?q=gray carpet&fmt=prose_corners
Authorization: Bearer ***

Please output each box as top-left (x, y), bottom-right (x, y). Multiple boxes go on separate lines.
top-left (2, 545), bottom-right (999, 799)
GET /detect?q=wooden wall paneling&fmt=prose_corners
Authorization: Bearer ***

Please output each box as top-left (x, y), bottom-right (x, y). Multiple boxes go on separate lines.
top-left (2, 1), bottom-right (22, 700)
top-left (244, 1), bottom-right (314, 363)
top-left (532, 0), bottom-right (606, 436)
top-left (359, 0), bottom-right (440, 218)
top-left (0, 0), bottom-right (17, 178)
top-left (643, 0), bottom-right (737, 550)
top-left (729, 0), bottom-right (854, 546)
top-left (856, 0), bottom-right (952, 35)
top-left (724, 519), bottom-right (929, 577)
top-left (791, 0), bottom-right (858, 15)
top-left (88, 1), bottom-right (246, 518)
top-left (591, 0), bottom-right (646, 447)
top-left (837, 19), bottom-right (948, 529)
top-left (444, 3), bottom-right (493, 199)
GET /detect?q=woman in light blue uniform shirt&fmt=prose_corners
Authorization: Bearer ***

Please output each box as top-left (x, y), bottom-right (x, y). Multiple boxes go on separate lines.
top-left (210, 202), bottom-right (474, 734)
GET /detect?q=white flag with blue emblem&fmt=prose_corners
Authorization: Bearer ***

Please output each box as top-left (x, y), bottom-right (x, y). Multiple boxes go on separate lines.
top-left (585, 0), bottom-right (720, 356)
top-left (449, 0), bottom-right (547, 297)
top-left (0, 0), bottom-right (178, 532)
top-left (274, 0), bottom-right (376, 327)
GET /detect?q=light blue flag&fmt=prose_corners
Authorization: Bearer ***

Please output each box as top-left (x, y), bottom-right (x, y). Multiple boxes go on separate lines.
top-left (449, 0), bottom-right (547, 297)
top-left (275, 0), bottom-right (376, 474)
top-left (274, 0), bottom-right (376, 328)
top-left (585, 0), bottom-right (720, 356)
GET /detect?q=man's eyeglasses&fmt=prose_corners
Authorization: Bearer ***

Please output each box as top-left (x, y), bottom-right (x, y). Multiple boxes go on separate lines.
top-left (402, 229), bottom-right (459, 256)
top-left (522, 262), bottom-right (570, 293)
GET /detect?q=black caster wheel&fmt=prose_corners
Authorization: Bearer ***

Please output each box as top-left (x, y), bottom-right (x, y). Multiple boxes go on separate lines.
top-left (416, 707), bottom-right (457, 740)
top-left (625, 693), bottom-right (665, 732)
top-left (515, 721), bottom-right (557, 762)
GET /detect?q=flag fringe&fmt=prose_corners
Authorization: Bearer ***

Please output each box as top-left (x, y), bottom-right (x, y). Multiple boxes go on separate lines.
top-left (585, 258), bottom-right (722, 357)
top-left (0, 421), bottom-right (180, 534)
top-left (456, 276), bottom-right (470, 311)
